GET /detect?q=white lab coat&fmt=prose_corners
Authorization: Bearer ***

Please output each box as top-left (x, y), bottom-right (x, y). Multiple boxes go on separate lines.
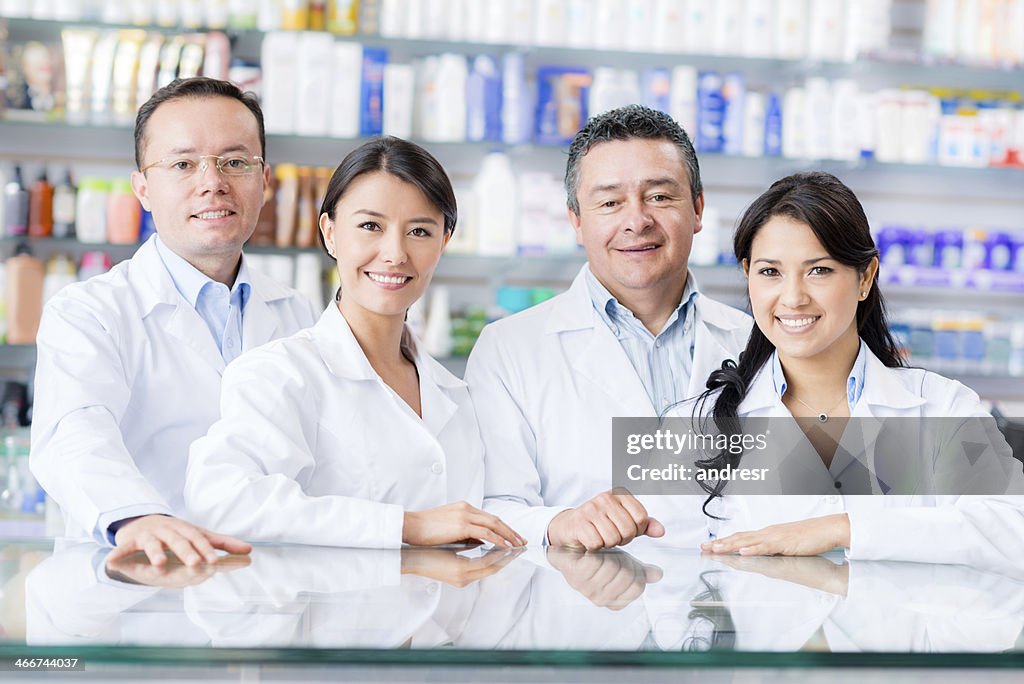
top-left (664, 344), bottom-right (1024, 572)
top-left (465, 265), bottom-right (752, 548)
top-left (29, 236), bottom-right (317, 544)
top-left (185, 303), bottom-right (485, 548)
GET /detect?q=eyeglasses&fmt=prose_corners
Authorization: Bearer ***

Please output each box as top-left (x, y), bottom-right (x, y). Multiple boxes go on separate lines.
top-left (140, 154), bottom-right (265, 178)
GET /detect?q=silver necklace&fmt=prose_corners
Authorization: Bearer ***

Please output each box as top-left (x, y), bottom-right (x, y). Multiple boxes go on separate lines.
top-left (787, 392), bottom-right (846, 423)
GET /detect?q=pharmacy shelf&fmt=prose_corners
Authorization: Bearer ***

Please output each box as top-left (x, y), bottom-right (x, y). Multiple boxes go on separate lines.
top-left (3, 118), bottom-right (1023, 197)
top-left (4, 236), bottom-right (1020, 312)
top-left (7, 16), bottom-right (1024, 92)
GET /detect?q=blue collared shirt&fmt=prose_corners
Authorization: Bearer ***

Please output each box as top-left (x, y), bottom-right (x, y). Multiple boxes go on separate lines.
top-left (770, 340), bottom-right (867, 412)
top-left (154, 236), bottom-right (251, 365)
top-left (585, 267), bottom-right (700, 415)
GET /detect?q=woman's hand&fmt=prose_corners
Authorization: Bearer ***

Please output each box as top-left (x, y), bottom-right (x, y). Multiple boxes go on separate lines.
top-left (400, 546), bottom-right (523, 587)
top-left (700, 514), bottom-right (851, 557)
top-left (402, 501), bottom-right (526, 548)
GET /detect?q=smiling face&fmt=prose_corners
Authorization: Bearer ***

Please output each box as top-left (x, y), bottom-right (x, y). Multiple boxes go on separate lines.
top-left (130, 96), bottom-right (269, 274)
top-left (568, 138), bottom-right (703, 309)
top-left (319, 171), bottom-right (449, 322)
top-left (745, 215), bottom-right (877, 366)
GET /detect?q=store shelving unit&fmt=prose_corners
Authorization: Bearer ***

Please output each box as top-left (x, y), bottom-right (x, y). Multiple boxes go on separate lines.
top-left (2, 5), bottom-right (1023, 399)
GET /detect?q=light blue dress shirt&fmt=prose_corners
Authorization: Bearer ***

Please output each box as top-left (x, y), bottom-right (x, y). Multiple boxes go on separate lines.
top-left (154, 236), bottom-right (251, 365)
top-left (770, 340), bottom-right (868, 412)
top-left (585, 266), bottom-right (700, 415)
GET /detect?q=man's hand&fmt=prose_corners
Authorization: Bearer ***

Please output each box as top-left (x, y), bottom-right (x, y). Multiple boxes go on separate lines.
top-left (107, 515), bottom-right (252, 567)
top-left (400, 546), bottom-right (523, 588)
top-left (700, 514), bottom-right (851, 557)
top-left (547, 489), bottom-right (665, 551)
top-left (105, 550), bottom-right (251, 588)
top-left (546, 547), bottom-right (663, 610)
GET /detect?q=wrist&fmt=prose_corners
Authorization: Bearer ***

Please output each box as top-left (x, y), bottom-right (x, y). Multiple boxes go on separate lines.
top-left (546, 509), bottom-right (573, 547)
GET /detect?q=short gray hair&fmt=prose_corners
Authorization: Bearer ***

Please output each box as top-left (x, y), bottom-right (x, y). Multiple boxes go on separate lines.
top-left (564, 104), bottom-right (702, 215)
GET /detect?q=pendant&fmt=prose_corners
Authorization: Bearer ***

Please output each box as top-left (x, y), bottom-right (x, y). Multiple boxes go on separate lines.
top-left (818, 413), bottom-right (828, 423)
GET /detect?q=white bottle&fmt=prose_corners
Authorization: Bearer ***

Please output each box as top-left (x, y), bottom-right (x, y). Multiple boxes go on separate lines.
top-left (690, 205), bottom-right (721, 266)
top-left (423, 286), bottom-right (452, 358)
top-left (713, 0), bottom-right (744, 56)
top-left (588, 69), bottom-right (641, 119)
top-left (741, 90), bottom-right (766, 158)
top-left (781, 86), bottom-right (807, 159)
top-left (533, 0), bottom-right (567, 47)
top-left (565, 0), bottom-right (594, 49)
top-left (431, 54), bottom-right (468, 143)
top-left (329, 42), bottom-right (363, 139)
top-left (593, 0), bottom-right (626, 50)
top-left (670, 66), bottom-right (698, 137)
top-left (807, 0), bottom-right (846, 62)
top-left (75, 177), bottom-right (110, 244)
top-left (624, 0), bottom-right (655, 52)
top-left (383, 63), bottom-right (415, 139)
top-left (775, 0), bottom-right (808, 59)
top-left (830, 79), bottom-right (861, 161)
top-left (653, 0), bottom-right (686, 53)
top-left (501, 53), bottom-right (532, 145)
top-left (294, 253), bottom-right (325, 310)
top-left (472, 152), bottom-right (518, 257)
top-left (43, 254), bottom-right (78, 305)
top-left (261, 31), bottom-right (300, 134)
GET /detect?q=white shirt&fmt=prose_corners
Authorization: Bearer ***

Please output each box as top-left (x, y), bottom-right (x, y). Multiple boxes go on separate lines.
top-left (662, 343), bottom-right (1024, 573)
top-left (185, 304), bottom-right (485, 548)
top-left (29, 236), bottom-right (317, 544)
top-left (465, 265), bottom-right (752, 547)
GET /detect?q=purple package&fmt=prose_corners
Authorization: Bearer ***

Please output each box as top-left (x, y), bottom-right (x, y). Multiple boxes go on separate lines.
top-left (987, 231), bottom-right (1014, 271)
top-left (877, 226), bottom-right (910, 267)
top-left (932, 229), bottom-right (963, 270)
top-left (906, 228), bottom-right (934, 267)
top-left (1011, 233), bottom-right (1024, 273)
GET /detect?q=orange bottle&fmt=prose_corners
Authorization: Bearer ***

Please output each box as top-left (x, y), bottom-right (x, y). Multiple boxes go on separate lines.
top-left (28, 170), bottom-right (54, 237)
top-left (5, 247), bottom-right (45, 344)
top-left (106, 178), bottom-right (141, 244)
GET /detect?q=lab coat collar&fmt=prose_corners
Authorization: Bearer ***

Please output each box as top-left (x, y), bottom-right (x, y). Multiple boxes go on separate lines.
top-left (313, 304), bottom-right (465, 390)
top-left (544, 266), bottom-right (596, 334)
top-left (128, 236), bottom-right (227, 374)
top-left (737, 341), bottom-right (926, 416)
top-left (856, 346), bottom-right (927, 412)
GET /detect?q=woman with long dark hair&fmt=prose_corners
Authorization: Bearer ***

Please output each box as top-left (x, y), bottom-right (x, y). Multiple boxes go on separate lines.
top-left (185, 137), bottom-right (524, 549)
top-left (686, 171), bottom-right (1022, 567)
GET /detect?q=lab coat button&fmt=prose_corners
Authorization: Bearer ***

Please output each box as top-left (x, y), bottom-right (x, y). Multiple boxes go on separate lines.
top-left (431, 462), bottom-right (444, 474)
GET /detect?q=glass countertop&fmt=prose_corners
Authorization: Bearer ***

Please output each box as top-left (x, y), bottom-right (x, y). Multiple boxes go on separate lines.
top-left (1, 538), bottom-right (1022, 669)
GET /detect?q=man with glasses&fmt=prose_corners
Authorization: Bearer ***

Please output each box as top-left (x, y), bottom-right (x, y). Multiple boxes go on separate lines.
top-left (30, 78), bottom-right (316, 566)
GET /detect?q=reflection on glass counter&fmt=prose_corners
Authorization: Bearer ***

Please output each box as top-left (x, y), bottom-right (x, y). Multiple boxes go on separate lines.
top-left (2, 540), bottom-right (1022, 667)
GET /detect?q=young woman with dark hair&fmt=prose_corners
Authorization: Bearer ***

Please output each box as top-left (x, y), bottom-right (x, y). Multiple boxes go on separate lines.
top-left (680, 172), bottom-right (1022, 568)
top-left (185, 137), bottom-right (524, 549)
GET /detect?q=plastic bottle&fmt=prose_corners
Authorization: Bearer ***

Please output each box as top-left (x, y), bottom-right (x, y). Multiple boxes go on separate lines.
top-left (294, 166), bottom-right (316, 248)
top-left (252, 175), bottom-right (278, 246)
top-left (423, 285), bottom-right (453, 358)
top-left (42, 254), bottom-right (78, 305)
top-left (106, 178), bottom-right (141, 244)
top-left (4, 166), bottom-right (30, 237)
top-left (28, 169), bottom-right (54, 238)
top-left (76, 178), bottom-right (111, 244)
top-left (472, 152), bottom-right (518, 257)
top-left (293, 253), bottom-right (324, 309)
top-left (78, 251), bottom-right (113, 281)
top-left (139, 209), bottom-right (157, 243)
top-left (5, 246), bottom-right (45, 345)
top-left (52, 169), bottom-right (76, 239)
top-left (275, 164), bottom-right (300, 248)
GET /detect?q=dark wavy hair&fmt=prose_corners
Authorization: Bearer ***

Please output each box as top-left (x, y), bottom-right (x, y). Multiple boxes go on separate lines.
top-left (694, 171), bottom-right (905, 516)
